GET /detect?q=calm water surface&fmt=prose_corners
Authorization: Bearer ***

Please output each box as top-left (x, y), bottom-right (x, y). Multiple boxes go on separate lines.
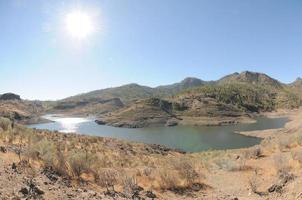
top-left (28, 115), bottom-right (289, 152)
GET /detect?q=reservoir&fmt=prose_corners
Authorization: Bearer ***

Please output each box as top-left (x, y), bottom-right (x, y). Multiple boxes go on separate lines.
top-left (28, 115), bottom-right (289, 152)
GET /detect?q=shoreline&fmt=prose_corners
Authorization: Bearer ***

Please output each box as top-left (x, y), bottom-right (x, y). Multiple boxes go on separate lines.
top-left (238, 108), bottom-right (298, 139)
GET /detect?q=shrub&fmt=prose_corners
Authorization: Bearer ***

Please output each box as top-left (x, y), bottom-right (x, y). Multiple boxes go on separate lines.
top-left (0, 117), bottom-right (11, 131)
top-left (291, 149), bottom-right (302, 166)
top-left (173, 159), bottom-right (199, 186)
top-left (244, 146), bottom-right (263, 159)
top-left (29, 139), bottom-right (56, 166)
top-left (214, 158), bottom-right (237, 171)
top-left (278, 136), bottom-right (297, 150)
top-left (123, 176), bottom-right (141, 197)
top-left (159, 169), bottom-right (178, 190)
top-left (67, 150), bottom-right (89, 177)
top-left (273, 154), bottom-right (292, 176)
top-left (98, 169), bottom-right (119, 192)
top-left (248, 174), bottom-right (267, 196)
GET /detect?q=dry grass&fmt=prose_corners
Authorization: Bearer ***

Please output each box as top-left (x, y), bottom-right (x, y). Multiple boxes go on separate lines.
top-left (0, 117), bottom-right (207, 196)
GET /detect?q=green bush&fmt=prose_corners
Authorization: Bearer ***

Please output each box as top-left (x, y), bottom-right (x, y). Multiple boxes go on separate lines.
top-left (0, 117), bottom-right (11, 131)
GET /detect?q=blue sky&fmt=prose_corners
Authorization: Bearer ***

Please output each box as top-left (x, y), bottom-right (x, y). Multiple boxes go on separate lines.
top-left (1, 0), bottom-right (302, 100)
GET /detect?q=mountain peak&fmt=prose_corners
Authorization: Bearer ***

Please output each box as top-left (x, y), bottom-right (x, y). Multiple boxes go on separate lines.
top-left (290, 77), bottom-right (302, 86)
top-left (180, 77), bottom-right (204, 85)
top-left (218, 71), bottom-right (282, 87)
top-left (295, 77), bottom-right (302, 82)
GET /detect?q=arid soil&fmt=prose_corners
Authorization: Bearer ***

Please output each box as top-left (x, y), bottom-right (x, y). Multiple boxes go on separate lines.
top-left (1, 108), bottom-right (302, 199)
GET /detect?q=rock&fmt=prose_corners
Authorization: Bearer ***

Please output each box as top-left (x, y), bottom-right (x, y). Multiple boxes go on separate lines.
top-left (11, 163), bottom-right (17, 170)
top-left (145, 191), bottom-right (157, 199)
top-left (42, 167), bottom-right (58, 182)
top-left (95, 119), bottom-right (106, 125)
top-left (34, 186), bottom-right (45, 195)
top-left (165, 120), bottom-right (178, 127)
top-left (0, 146), bottom-right (7, 153)
top-left (19, 187), bottom-right (29, 196)
top-left (268, 184), bottom-right (283, 193)
top-left (191, 183), bottom-right (203, 191)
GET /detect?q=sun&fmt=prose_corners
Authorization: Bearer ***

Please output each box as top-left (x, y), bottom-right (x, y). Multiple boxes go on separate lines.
top-left (64, 10), bottom-right (94, 39)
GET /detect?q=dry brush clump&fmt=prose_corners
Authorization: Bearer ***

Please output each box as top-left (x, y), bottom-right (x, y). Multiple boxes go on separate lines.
top-left (214, 156), bottom-right (253, 172)
top-left (243, 146), bottom-right (264, 159)
top-left (291, 149), bottom-right (302, 166)
top-left (158, 158), bottom-right (205, 192)
top-left (273, 154), bottom-right (292, 176)
top-left (97, 169), bottom-right (119, 193)
top-left (248, 173), bottom-right (266, 196)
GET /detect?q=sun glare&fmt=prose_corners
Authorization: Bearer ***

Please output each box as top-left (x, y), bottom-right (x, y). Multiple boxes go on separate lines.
top-left (65, 10), bottom-right (94, 39)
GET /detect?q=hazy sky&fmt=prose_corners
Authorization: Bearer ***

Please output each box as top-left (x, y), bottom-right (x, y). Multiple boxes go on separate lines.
top-left (1, 0), bottom-right (302, 100)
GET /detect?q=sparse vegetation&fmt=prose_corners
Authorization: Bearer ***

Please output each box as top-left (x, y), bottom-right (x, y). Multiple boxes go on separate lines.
top-left (0, 117), bottom-right (208, 198)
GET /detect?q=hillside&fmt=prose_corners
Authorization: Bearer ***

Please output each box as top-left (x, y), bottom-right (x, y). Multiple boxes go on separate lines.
top-left (153, 77), bottom-right (208, 97)
top-left (96, 98), bottom-right (177, 128)
top-left (61, 78), bottom-right (206, 104)
top-left (50, 78), bottom-right (207, 115)
top-left (290, 77), bottom-right (302, 87)
top-left (217, 71), bottom-right (283, 88)
top-left (98, 72), bottom-right (302, 128)
top-left (44, 71), bottom-right (302, 127)
top-left (0, 93), bottom-right (47, 123)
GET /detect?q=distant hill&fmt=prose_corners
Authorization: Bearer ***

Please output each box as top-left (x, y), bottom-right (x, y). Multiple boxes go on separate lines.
top-left (97, 71), bottom-right (302, 128)
top-left (63, 77), bottom-right (206, 104)
top-left (153, 77), bottom-right (208, 97)
top-left (0, 93), bottom-right (21, 101)
top-left (51, 77), bottom-right (207, 115)
top-left (63, 83), bottom-right (154, 104)
top-left (218, 71), bottom-right (282, 88)
top-left (46, 71), bottom-right (302, 120)
top-left (290, 77), bottom-right (302, 87)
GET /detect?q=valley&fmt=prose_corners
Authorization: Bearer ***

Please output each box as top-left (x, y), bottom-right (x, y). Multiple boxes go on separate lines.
top-left (1, 71), bottom-right (302, 199)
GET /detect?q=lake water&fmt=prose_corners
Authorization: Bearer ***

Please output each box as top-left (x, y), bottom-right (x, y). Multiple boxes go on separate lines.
top-left (28, 115), bottom-right (289, 152)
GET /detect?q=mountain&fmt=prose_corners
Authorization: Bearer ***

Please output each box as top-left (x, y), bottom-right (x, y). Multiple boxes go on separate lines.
top-left (63, 83), bottom-right (154, 104)
top-left (153, 77), bottom-right (207, 97)
top-left (218, 71), bottom-right (282, 88)
top-left (97, 71), bottom-right (302, 128)
top-left (50, 77), bottom-right (207, 115)
top-left (47, 71), bottom-right (302, 122)
top-left (290, 77), bottom-right (302, 87)
top-left (63, 77), bottom-right (206, 104)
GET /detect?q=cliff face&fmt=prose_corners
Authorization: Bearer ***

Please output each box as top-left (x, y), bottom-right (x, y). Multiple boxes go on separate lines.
top-left (0, 94), bottom-right (45, 122)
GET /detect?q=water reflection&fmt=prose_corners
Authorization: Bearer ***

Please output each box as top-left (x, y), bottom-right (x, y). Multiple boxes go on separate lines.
top-left (44, 115), bottom-right (90, 133)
